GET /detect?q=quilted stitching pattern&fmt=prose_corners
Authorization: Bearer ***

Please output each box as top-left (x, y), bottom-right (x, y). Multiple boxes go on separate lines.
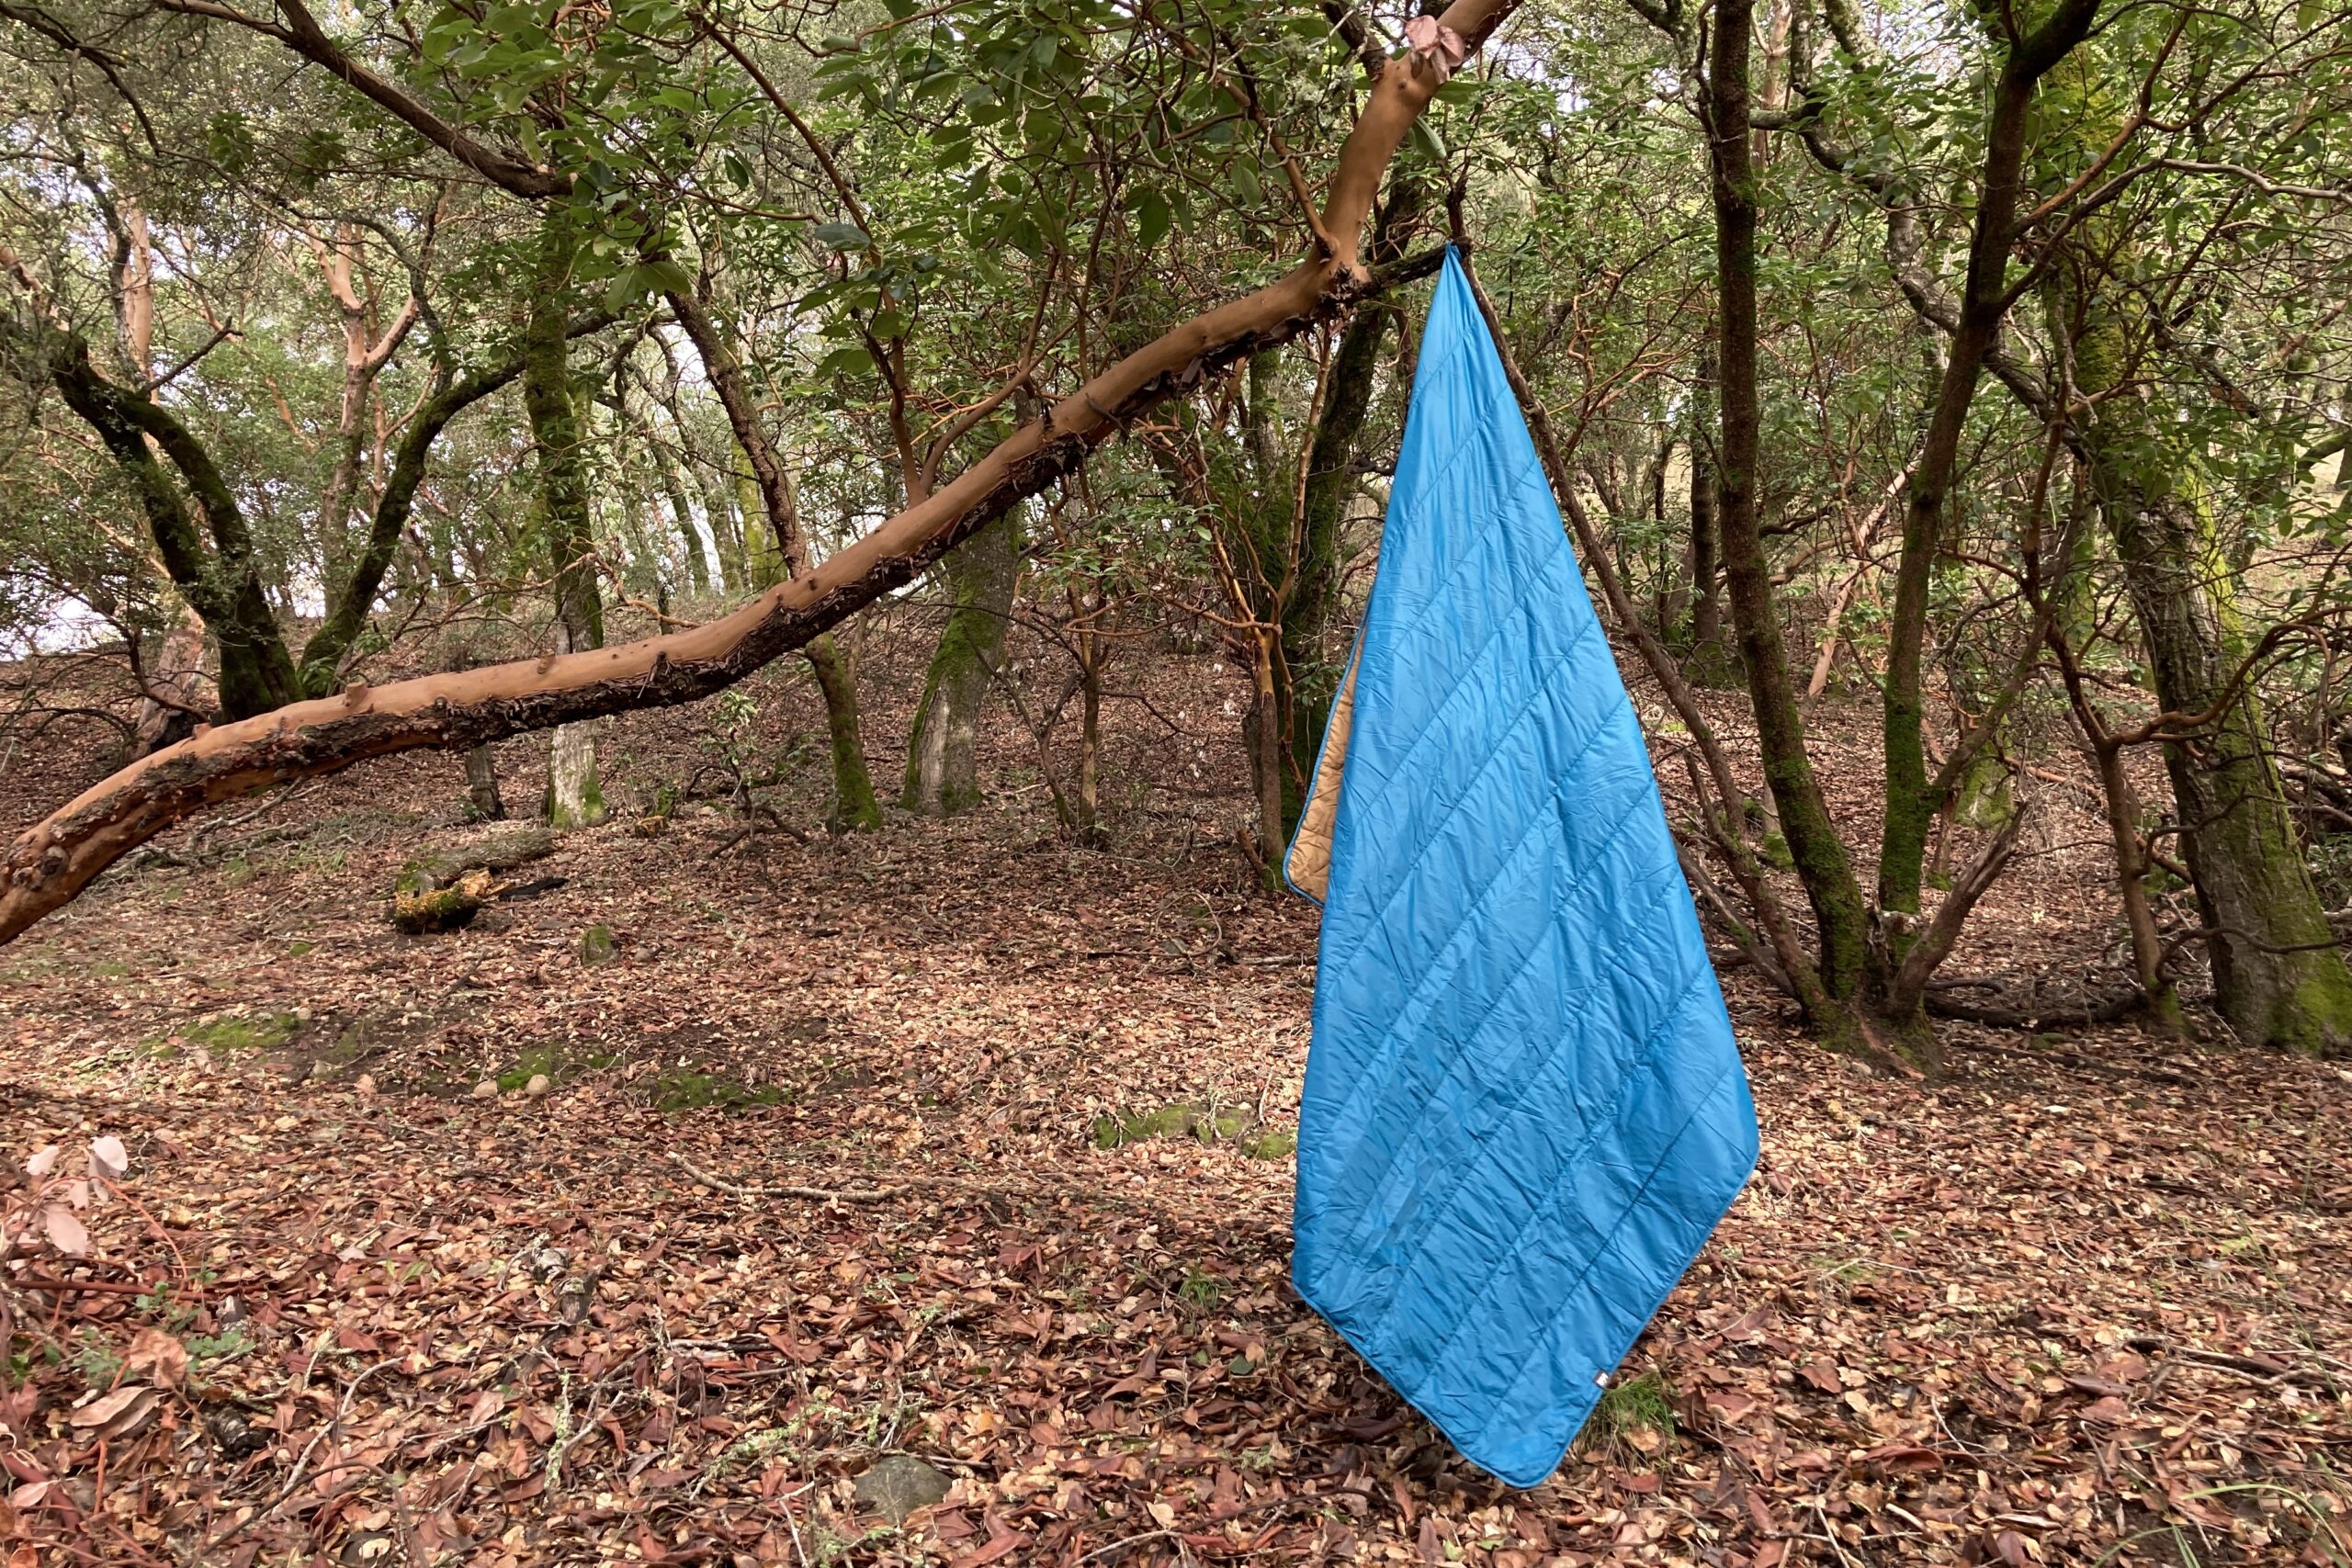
top-left (1285, 250), bottom-right (1758, 1488)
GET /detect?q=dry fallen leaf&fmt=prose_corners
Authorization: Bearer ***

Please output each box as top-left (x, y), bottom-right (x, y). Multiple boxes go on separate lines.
top-left (88, 1134), bottom-right (128, 1182)
top-left (39, 1203), bottom-right (87, 1256)
top-left (68, 1383), bottom-right (160, 1440)
top-left (125, 1326), bottom-right (190, 1389)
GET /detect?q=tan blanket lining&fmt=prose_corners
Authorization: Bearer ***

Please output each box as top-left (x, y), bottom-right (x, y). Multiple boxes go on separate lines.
top-left (1283, 641), bottom-right (1363, 902)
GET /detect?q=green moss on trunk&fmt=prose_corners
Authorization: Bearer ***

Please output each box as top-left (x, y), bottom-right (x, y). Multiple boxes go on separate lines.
top-left (904, 517), bottom-right (1017, 817)
top-left (808, 633), bottom-right (881, 830)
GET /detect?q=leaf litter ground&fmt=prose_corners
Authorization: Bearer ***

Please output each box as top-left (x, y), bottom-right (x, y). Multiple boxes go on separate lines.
top-left (0, 649), bottom-right (2348, 1568)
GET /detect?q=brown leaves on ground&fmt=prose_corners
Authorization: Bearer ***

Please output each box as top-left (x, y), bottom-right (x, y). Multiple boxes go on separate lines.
top-left (0, 658), bottom-right (2346, 1567)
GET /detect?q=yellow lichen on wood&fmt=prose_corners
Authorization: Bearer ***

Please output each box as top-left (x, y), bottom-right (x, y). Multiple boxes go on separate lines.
top-left (391, 867), bottom-right (492, 934)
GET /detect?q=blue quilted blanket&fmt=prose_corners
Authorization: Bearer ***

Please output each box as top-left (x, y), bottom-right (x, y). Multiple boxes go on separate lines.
top-left (1282, 249), bottom-right (1758, 1488)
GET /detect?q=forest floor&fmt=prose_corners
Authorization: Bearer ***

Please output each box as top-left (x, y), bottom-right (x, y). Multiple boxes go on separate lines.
top-left (1, 630), bottom-right (2348, 1568)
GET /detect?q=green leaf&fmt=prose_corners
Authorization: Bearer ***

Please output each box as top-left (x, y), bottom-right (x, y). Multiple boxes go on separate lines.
top-left (1130, 186), bottom-right (1172, 249)
top-left (817, 345), bottom-right (875, 378)
top-left (814, 220), bottom-right (873, 252)
top-left (642, 258), bottom-right (694, 295)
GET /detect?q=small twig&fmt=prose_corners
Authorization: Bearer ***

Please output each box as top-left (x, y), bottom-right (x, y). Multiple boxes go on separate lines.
top-left (1080, 1529), bottom-right (1191, 1564)
top-left (2125, 1337), bottom-right (2336, 1391)
top-left (199, 1358), bottom-right (403, 1554)
top-left (191, 778), bottom-right (317, 847)
top-left (9, 1272), bottom-right (190, 1297)
top-left (668, 1154), bottom-right (902, 1203)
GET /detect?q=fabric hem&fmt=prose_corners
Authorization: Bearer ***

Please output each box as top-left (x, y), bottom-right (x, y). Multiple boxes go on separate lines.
top-left (1295, 1081), bottom-right (1758, 1491)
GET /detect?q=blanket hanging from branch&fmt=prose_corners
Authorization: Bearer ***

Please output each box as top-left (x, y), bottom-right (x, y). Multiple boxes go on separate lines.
top-left (1283, 248), bottom-right (1758, 1488)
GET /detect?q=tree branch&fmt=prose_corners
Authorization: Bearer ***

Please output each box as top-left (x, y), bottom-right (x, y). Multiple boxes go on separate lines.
top-left (151, 0), bottom-right (568, 197)
top-left (0, 0), bottom-right (1522, 943)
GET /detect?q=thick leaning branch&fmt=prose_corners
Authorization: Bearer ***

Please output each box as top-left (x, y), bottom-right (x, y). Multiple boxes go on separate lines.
top-left (0, 0), bottom-right (1517, 945)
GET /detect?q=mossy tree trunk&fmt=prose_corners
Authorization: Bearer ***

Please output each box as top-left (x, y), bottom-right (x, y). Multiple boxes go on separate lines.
top-left (1873, 0), bottom-right (2099, 957)
top-left (1683, 335), bottom-right (1729, 680)
top-left (2065, 274), bottom-right (2352, 1053)
top-left (657, 447), bottom-right (712, 595)
top-left (2122, 491), bottom-right (2347, 1053)
top-left (299, 357), bottom-right (529, 695)
top-left (28, 324), bottom-right (301, 718)
top-left (1286, 178), bottom-right (1421, 821)
top-left (670, 283), bottom-right (878, 829)
top-left (734, 450), bottom-right (879, 834)
top-left (1704, 0), bottom-right (1878, 1019)
top-left (904, 514), bottom-right (1018, 817)
top-left (524, 220), bottom-right (608, 829)
top-left (464, 744), bottom-right (506, 821)
top-left (2045, 599), bottom-right (2184, 1034)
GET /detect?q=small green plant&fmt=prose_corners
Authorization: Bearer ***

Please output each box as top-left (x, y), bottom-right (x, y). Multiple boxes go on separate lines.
top-left (652, 1068), bottom-right (785, 1112)
top-left (1577, 1371), bottom-right (1676, 1463)
top-left (186, 1324), bottom-right (253, 1368)
top-left (494, 1043), bottom-right (609, 1092)
top-left (705, 691), bottom-right (763, 781)
top-left (1176, 1268), bottom-right (1222, 1312)
top-left (135, 1284), bottom-right (197, 1326)
top-left (69, 1329), bottom-right (123, 1391)
top-left (177, 1011), bottom-right (303, 1056)
top-left (1807, 1254), bottom-right (1880, 1287)
top-left (2094, 1478), bottom-right (2352, 1567)
top-left (1091, 1102), bottom-right (1247, 1149)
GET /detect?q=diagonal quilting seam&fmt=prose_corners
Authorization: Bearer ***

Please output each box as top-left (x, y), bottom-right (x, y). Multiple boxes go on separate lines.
top-left (1317, 667), bottom-right (1646, 1146)
top-left (1316, 592), bottom-right (1598, 987)
top-left (1324, 859), bottom-right (1695, 1303)
top-left (1397, 967), bottom-right (1733, 1400)
top-left (1359, 964), bottom-right (1717, 1409)
top-left (1320, 848), bottom-right (1689, 1277)
top-left (1310, 668), bottom-right (1640, 1137)
top-left (1479, 1062), bottom-right (1751, 1426)
top-left (1381, 1061), bottom-right (1749, 1486)
top-left (1309, 686), bottom-right (1652, 1171)
top-left (1338, 476), bottom-right (1575, 808)
top-left (1385, 400), bottom-right (1549, 554)
top-left (1340, 400), bottom-right (1571, 763)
